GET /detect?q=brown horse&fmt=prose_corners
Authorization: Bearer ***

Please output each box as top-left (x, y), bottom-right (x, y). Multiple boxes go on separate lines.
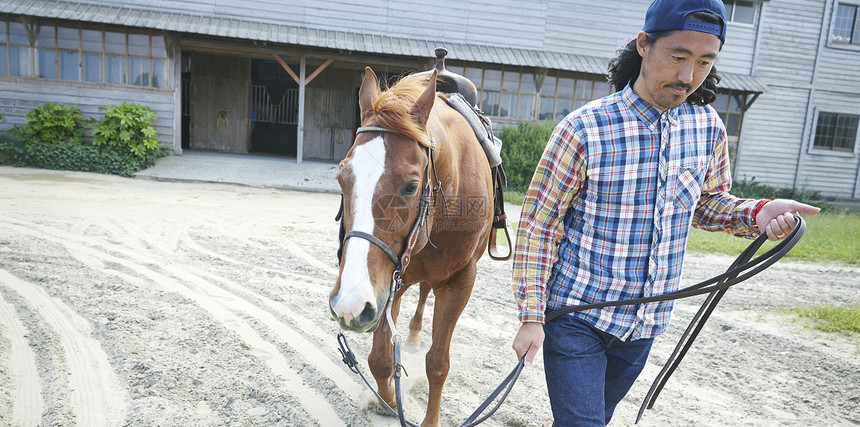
top-left (329, 67), bottom-right (493, 426)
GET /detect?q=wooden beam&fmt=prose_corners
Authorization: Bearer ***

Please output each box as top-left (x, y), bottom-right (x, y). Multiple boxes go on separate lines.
top-left (180, 38), bottom-right (419, 71)
top-left (272, 53), bottom-right (300, 85)
top-left (21, 17), bottom-right (38, 46)
top-left (171, 35), bottom-right (182, 154)
top-left (297, 55), bottom-right (306, 164)
top-left (305, 59), bottom-right (333, 85)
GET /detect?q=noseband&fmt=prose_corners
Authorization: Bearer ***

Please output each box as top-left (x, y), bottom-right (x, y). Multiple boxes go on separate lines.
top-left (338, 126), bottom-right (439, 280)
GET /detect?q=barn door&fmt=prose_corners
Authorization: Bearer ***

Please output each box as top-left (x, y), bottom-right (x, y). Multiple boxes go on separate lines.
top-left (189, 53), bottom-right (251, 152)
top-left (305, 87), bottom-right (356, 160)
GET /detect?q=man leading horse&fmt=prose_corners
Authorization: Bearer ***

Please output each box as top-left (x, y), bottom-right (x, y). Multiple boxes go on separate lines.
top-left (511, 1), bottom-right (820, 425)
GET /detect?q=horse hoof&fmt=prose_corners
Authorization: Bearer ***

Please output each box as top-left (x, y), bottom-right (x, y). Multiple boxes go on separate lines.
top-left (367, 398), bottom-right (398, 416)
top-left (405, 333), bottom-right (421, 349)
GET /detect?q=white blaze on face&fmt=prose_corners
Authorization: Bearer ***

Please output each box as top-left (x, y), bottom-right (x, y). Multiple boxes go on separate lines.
top-left (332, 136), bottom-right (386, 323)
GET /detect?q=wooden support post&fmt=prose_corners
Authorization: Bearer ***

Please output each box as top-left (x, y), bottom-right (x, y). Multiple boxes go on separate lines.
top-left (171, 36), bottom-right (182, 154)
top-left (272, 53), bottom-right (331, 163)
top-left (297, 55), bottom-right (306, 164)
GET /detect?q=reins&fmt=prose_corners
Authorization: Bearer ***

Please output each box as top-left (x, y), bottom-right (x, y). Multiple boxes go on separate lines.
top-left (336, 126), bottom-right (808, 425)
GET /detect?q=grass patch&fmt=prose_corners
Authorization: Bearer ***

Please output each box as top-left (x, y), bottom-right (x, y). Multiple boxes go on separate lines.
top-left (501, 197), bottom-right (859, 266)
top-left (783, 303), bottom-right (860, 335)
top-left (686, 210), bottom-right (860, 266)
top-left (503, 189), bottom-right (526, 206)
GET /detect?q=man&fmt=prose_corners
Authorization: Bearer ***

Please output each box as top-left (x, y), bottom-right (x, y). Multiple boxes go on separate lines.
top-left (511, 0), bottom-right (820, 425)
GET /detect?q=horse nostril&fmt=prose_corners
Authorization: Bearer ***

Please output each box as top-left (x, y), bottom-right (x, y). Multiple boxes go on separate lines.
top-left (358, 303), bottom-right (376, 326)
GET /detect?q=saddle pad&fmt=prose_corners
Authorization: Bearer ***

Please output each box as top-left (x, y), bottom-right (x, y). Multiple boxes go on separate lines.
top-left (445, 92), bottom-right (503, 167)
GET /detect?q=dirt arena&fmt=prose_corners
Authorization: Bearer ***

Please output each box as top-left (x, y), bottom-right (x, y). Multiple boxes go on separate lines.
top-left (0, 167), bottom-right (857, 426)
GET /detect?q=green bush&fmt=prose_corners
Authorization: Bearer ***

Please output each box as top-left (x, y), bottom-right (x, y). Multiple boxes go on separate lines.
top-left (11, 102), bottom-right (85, 145)
top-left (499, 121), bottom-right (556, 192)
top-left (731, 176), bottom-right (827, 210)
top-left (90, 102), bottom-right (160, 157)
top-left (0, 136), bottom-right (165, 177)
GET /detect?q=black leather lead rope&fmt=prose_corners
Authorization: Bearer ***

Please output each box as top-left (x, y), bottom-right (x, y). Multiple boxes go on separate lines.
top-left (338, 218), bottom-right (805, 425)
top-left (634, 220), bottom-right (794, 423)
top-left (336, 330), bottom-right (527, 427)
top-left (337, 332), bottom-right (420, 427)
top-left (544, 217), bottom-right (805, 322)
top-left (543, 217), bottom-right (805, 423)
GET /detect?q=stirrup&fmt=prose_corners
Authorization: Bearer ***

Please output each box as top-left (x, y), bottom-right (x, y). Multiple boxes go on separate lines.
top-left (487, 217), bottom-right (512, 261)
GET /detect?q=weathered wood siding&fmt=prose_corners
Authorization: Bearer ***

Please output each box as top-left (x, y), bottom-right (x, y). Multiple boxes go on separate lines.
top-left (733, 85), bottom-right (808, 186)
top-left (88, 0), bottom-right (550, 50)
top-left (0, 79), bottom-right (174, 148)
top-left (734, 0), bottom-right (860, 198)
top-left (544, 0), bottom-right (648, 60)
top-left (537, 0), bottom-right (759, 75)
top-left (752, 0), bottom-right (821, 85)
top-left (85, 0), bottom-right (757, 72)
top-left (800, 91), bottom-right (860, 198)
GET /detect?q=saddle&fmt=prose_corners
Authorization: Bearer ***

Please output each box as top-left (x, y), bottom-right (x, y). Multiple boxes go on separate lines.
top-left (414, 48), bottom-right (512, 261)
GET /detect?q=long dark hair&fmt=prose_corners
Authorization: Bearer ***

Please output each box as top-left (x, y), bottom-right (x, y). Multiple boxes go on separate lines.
top-left (607, 11), bottom-right (723, 106)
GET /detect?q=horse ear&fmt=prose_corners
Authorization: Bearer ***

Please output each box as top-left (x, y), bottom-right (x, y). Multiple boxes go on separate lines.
top-left (359, 67), bottom-right (379, 122)
top-left (411, 69), bottom-right (437, 128)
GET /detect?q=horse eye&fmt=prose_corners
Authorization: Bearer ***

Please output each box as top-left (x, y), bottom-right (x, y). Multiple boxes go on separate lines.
top-left (401, 181), bottom-right (420, 195)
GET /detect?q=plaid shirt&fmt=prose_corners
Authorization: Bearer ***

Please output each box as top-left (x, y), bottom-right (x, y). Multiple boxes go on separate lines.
top-left (512, 85), bottom-right (761, 340)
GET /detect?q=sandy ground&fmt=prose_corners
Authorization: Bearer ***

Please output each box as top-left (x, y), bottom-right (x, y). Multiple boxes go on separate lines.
top-left (0, 166), bottom-right (857, 427)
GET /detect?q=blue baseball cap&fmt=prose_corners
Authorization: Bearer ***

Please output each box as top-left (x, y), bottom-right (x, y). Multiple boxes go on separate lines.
top-left (643, 0), bottom-right (728, 44)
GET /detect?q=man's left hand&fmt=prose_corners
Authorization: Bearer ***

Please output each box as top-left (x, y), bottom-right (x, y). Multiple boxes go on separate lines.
top-left (756, 199), bottom-right (821, 241)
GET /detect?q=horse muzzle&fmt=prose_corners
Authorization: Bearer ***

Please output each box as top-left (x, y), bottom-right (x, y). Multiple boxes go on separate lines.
top-left (330, 303), bottom-right (383, 333)
top-left (329, 289), bottom-right (387, 333)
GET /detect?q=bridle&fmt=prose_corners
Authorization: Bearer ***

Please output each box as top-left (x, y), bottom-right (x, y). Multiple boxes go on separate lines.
top-left (338, 126), bottom-right (440, 288)
top-left (336, 125), bottom-right (444, 343)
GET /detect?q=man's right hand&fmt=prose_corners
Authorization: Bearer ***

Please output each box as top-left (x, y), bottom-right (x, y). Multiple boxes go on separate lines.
top-left (512, 321), bottom-right (545, 367)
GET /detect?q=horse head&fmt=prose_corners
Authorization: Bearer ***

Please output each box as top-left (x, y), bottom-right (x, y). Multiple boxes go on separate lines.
top-left (330, 67), bottom-right (438, 333)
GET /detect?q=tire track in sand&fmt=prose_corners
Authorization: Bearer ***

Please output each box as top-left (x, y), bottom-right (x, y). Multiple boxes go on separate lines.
top-left (0, 269), bottom-right (127, 426)
top-left (0, 218), bottom-right (355, 426)
top-left (0, 289), bottom-right (43, 427)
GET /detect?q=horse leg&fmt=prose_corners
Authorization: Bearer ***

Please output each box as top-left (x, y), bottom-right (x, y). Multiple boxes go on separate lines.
top-left (421, 265), bottom-right (476, 427)
top-left (406, 282), bottom-right (431, 348)
top-left (368, 295), bottom-right (402, 410)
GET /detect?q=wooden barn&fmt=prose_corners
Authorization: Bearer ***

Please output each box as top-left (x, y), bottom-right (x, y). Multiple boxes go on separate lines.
top-left (0, 0), bottom-right (858, 200)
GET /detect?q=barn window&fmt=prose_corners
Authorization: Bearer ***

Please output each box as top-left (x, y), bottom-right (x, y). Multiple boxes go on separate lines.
top-left (713, 90), bottom-right (749, 167)
top-left (814, 112), bottom-right (858, 151)
top-left (713, 90), bottom-right (748, 139)
top-left (724, 1), bottom-right (757, 25)
top-left (58, 26), bottom-right (79, 80)
top-left (446, 61), bottom-right (609, 122)
top-left (539, 73), bottom-right (611, 121)
top-left (833, 3), bottom-right (860, 44)
top-left (8, 21), bottom-right (31, 77)
top-left (0, 16), bottom-right (169, 88)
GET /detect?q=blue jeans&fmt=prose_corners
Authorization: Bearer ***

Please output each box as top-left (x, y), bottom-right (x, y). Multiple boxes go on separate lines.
top-left (543, 315), bottom-right (654, 426)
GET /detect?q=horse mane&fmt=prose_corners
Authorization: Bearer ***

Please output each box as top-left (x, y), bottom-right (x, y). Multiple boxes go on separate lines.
top-left (369, 75), bottom-right (434, 148)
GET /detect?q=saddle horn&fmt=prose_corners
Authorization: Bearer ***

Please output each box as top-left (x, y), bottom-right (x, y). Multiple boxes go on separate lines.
top-left (413, 47), bottom-right (479, 107)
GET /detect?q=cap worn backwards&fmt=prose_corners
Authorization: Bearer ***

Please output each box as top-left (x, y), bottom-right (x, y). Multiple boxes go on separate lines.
top-left (643, 0), bottom-right (728, 43)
